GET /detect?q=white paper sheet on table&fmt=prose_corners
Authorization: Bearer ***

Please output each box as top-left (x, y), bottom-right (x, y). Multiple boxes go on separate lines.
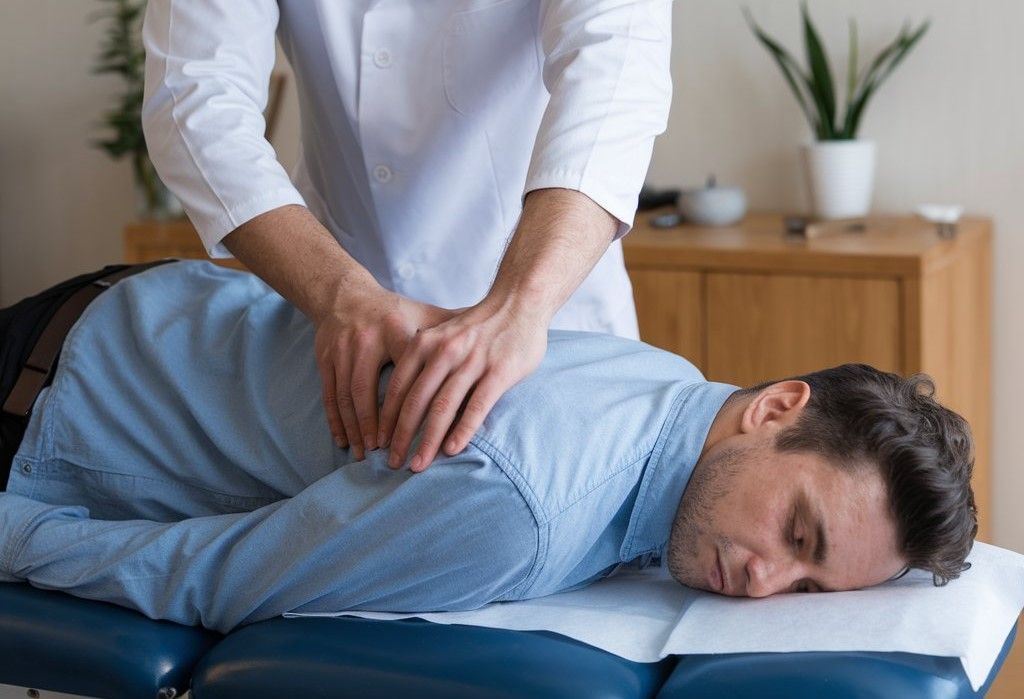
top-left (285, 541), bottom-right (1024, 690)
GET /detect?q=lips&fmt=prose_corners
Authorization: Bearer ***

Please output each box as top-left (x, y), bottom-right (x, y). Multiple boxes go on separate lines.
top-left (709, 548), bottom-right (724, 593)
top-left (718, 552), bottom-right (730, 595)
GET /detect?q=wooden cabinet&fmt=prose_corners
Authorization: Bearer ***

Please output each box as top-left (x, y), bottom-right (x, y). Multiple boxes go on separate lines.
top-left (124, 219), bottom-right (247, 271)
top-left (624, 211), bottom-right (993, 540)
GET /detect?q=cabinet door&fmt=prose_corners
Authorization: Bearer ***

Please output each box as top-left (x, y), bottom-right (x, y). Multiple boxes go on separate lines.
top-left (705, 272), bottom-right (901, 386)
top-left (629, 270), bottom-right (704, 370)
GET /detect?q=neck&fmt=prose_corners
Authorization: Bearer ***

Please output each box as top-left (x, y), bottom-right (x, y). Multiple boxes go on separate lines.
top-left (700, 392), bottom-right (749, 458)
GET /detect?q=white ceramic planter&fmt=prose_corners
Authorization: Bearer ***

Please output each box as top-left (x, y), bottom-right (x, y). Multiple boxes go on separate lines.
top-left (801, 140), bottom-right (876, 219)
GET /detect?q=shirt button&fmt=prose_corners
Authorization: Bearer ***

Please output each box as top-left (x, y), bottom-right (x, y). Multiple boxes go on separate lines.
top-left (21, 463), bottom-right (31, 474)
top-left (373, 48), bottom-right (392, 68)
top-left (373, 165), bottom-right (392, 184)
top-left (398, 262), bottom-right (415, 280)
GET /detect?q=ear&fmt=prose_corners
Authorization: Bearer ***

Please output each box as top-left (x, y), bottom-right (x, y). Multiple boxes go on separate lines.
top-left (739, 380), bottom-right (811, 434)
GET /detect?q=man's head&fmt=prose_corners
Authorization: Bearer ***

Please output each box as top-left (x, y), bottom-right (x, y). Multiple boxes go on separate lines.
top-left (667, 364), bottom-right (976, 597)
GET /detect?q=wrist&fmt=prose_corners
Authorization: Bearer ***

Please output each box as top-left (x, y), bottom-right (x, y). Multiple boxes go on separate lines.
top-left (310, 271), bottom-right (389, 324)
top-left (478, 282), bottom-right (557, 327)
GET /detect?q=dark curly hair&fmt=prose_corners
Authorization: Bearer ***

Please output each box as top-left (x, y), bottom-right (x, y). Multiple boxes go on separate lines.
top-left (741, 364), bottom-right (976, 585)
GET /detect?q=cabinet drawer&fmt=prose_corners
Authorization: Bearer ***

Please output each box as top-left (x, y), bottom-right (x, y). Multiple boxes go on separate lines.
top-left (705, 272), bottom-right (901, 387)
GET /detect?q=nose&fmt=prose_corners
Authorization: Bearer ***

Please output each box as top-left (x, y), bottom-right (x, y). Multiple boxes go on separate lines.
top-left (744, 553), bottom-right (805, 598)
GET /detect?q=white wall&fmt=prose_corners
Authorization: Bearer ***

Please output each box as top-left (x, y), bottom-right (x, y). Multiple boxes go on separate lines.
top-left (1, 1), bottom-right (1020, 550)
top-left (0, 1), bottom-right (130, 295)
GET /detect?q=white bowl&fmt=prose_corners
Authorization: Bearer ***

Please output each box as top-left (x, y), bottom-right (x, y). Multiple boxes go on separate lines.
top-left (678, 185), bottom-right (747, 226)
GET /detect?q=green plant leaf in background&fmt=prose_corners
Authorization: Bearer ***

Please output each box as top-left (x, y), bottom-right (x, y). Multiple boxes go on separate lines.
top-left (90, 0), bottom-right (147, 161)
top-left (800, 1), bottom-right (837, 138)
top-left (841, 19), bottom-right (930, 137)
top-left (745, 3), bottom-right (929, 141)
top-left (742, 8), bottom-right (823, 138)
top-left (846, 18), bottom-right (858, 117)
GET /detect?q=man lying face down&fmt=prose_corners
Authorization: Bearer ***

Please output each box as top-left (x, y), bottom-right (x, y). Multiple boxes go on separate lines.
top-left (0, 262), bottom-right (976, 633)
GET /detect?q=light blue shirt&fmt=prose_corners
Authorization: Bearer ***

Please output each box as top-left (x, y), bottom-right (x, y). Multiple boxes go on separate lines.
top-left (1, 262), bottom-right (736, 633)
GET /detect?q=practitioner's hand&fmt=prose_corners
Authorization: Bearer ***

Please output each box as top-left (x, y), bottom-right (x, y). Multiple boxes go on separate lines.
top-left (314, 289), bottom-right (456, 461)
top-left (378, 298), bottom-right (548, 472)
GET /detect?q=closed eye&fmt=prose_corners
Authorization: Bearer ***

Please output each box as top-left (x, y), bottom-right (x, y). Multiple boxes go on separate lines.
top-left (788, 508), bottom-right (803, 553)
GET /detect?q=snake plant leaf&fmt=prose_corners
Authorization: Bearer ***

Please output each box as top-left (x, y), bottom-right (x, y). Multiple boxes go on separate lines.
top-left (91, 0), bottom-right (148, 162)
top-left (839, 29), bottom-right (907, 135)
top-left (842, 19), bottom-right (929, 137)
top-left (801, 2), bottom-right (837, 138)
top-left (864, 20), bottom-right (929, 95)
top-left (743, 7), bottom-right (823, 138)
top-left (846, 18), bottom-right (859, 118)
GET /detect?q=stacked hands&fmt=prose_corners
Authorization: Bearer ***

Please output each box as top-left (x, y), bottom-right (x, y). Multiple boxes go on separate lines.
top-left (313, 286), bottom-right (549, 472)
top-left (223, 188), bottom-right (617, 469)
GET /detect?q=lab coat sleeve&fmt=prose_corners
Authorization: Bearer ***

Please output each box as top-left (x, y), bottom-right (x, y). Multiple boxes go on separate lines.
top-left (0, 459), bottom-right (539, 633)
top-left (527, 0), bottom-right (673, 239)
top-left (141, 0), bottom-right (307, 258)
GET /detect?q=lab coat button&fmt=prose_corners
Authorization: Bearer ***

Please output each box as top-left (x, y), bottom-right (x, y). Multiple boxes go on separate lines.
top-left (398, 262), bottom-right (415, 280)
top-left (373, 165), bottom-right (392, 183)
top-left (374, 48), bottom-right (392, 68)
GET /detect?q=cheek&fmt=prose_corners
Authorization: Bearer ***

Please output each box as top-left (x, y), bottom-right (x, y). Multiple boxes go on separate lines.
top-left (715, 480), bottom-right (788, 546)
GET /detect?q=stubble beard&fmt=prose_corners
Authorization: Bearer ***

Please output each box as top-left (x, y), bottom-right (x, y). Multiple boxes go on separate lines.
top-left (666, 445), bottom-right (747, 589)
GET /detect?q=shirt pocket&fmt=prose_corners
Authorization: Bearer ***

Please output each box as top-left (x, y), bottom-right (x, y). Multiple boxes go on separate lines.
top-left (442, 0), bottom-right (542, 116)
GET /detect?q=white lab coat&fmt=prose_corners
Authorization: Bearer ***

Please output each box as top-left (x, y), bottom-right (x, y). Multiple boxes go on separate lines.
top-left (141, 0), bottom-right (672, 337)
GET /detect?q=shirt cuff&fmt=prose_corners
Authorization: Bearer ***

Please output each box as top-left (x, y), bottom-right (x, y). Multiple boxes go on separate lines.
top-left (523, 168), bottom-right (635, 241)
top-left (0, 492), bottom-right (77, 580)
top-left (193, 187), bottom-right (309, 259)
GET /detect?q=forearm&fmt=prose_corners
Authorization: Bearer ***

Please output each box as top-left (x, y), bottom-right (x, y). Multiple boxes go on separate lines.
top-left (0, 457), bottom-right (532, 631)
top-left (485, 188), bottom-right (618, 323)
top-left (221, 204), bottom-right (382, 322)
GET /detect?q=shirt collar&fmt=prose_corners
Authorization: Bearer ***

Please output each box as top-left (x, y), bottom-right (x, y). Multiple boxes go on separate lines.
top-left (619, 380), bottom-right (738, 562)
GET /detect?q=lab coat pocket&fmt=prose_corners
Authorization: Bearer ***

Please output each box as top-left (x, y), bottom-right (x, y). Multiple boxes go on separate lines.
top-left (443, 0), bottom-right (542, 116)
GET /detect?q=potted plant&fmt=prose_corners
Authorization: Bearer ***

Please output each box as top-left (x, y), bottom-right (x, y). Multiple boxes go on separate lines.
top-left (745, 3), bottom-right (929, 219)
top-left (91, 0), bottom-right (183, 220)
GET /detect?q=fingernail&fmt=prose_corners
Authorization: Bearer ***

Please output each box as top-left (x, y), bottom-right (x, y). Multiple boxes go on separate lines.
top-left (445, 439), bottom-right (457, 454)
top-left (388, 452), bottom-right (401, 468)
top-left (364, 434), bottom-right (376, 452)
top-left (409, 455), bottom-right (423, 472)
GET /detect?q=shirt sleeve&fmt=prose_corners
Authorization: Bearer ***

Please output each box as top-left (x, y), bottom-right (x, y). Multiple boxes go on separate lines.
top-left (526, 0), bottom-right (673, 239)
top-left (0, 454), bottom-right (539, 633)
top-left (141, 0), bottom-right (307, 258)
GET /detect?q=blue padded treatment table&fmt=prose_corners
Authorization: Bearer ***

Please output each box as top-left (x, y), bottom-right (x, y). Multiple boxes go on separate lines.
top-left (658, 627), bottom-right (1017, 699)
top-left (190, 616), bottom-right (674, 698)
top-left (190, 616), bottom-right (1015, 699)
top-left (0, 582), bottom-right (1016, 698)
top-left (0, 582), bottom-right (221, 698)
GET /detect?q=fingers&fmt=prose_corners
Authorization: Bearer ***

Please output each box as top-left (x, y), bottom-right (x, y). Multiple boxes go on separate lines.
top-left (443, 371), bottom-right (506, 457)
top-left (318, 361), bottom-right (348, 450)
top-left (351, 299), bottom-right (546, 473)
top-left (333, 359), bottom-right (364, 461)
top-left (377, 345), bottom-right (425, 451)
top-left (350, 338), bottom-right (384, 453)
top-left (407, 360), bottom-right (483, 473)
top-left (316, 319), bottom-right (400, 462)
top-left (385, 349), bottom-right (455, 469)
